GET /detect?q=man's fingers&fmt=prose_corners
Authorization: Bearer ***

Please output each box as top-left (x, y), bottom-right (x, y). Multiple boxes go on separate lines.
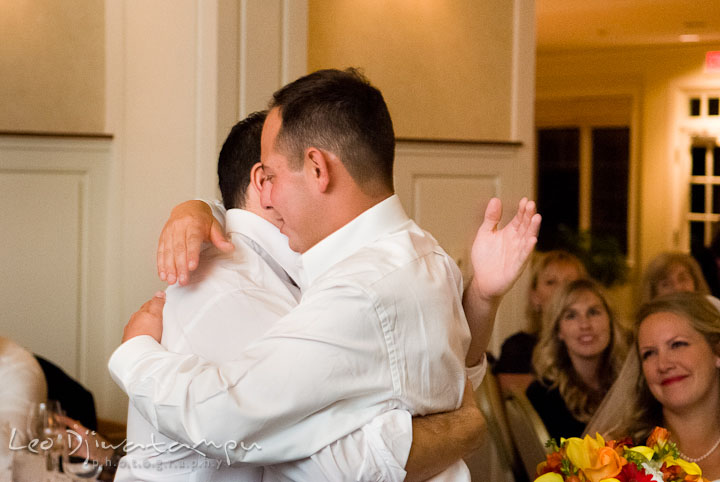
top-left (157, 234), bottom-right (167, 281)
top-left (479, 197), bottom-right (503, 232)
top-left (147, 292), bottom-right (166, 316)
top-left (172, 224), bottom-right (190, 285)
top-left (210, 221), bottom-right (234, 253)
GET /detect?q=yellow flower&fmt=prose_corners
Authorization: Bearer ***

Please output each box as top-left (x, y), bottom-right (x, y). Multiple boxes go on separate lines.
top-left (534, 473), bottom-right (564, 482)
top-left (565, 434), bottom-right (627, 482)
top-left (666, 457), bottom-right (703, 475)
top-left (627, 445), bottom-right (654, 461)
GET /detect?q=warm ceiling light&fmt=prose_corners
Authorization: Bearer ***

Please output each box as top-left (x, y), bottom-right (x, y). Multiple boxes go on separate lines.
top-left (680, 34), bottom-right (701, 42)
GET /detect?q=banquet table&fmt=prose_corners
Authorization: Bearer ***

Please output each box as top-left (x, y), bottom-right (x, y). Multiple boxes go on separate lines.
top-left (10, 450), bottom-right (100, 482)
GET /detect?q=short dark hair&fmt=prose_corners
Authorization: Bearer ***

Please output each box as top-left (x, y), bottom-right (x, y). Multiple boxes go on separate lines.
top-left (217, 110), bottom-right (268, 209)
top-left (269, 68), bottom-right (395, 195)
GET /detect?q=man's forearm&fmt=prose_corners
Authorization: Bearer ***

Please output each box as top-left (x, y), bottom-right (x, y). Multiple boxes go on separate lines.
top-left (404, 381), bottom-right (486, 481)
top-left (405, 403), bottom-right (486, 481)
top-left (462, 276), bottom-right (501, 367)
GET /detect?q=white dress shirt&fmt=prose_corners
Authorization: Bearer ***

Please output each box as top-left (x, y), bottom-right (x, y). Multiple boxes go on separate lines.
top-left (109, 195), bottom-right (481, 475)
top-left (115, 209), bottom-right (413, 481)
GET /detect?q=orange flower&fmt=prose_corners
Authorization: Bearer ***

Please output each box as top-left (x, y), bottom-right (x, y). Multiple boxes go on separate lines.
top-left (583, 446), bottom-right (626, 482)
top-left (646, 427), bottom-right (669, 450)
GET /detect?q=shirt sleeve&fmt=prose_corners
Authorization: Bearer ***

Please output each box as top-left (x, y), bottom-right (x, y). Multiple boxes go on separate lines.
top-left (465, 352), bottom-right (487, 390)
top-left (108, 285), bottom-right (398, 465)
top-left (195, 198), bottom-right (227, 231)
top-left (262, 410), bottom-right (411, 482)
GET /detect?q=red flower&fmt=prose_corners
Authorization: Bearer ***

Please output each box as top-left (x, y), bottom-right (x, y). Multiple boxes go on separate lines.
top-left (615, 463), bottom-right (654, 482)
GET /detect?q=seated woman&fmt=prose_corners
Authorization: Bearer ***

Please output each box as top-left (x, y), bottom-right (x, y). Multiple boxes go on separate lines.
top-left (0, 337), bottom-right (47, 471)
top-left (526, 278), bottom-right (625, 440)
top-left (639, 251), bottom-right (710, 304)
top-left (494, 250), bottom-right (587, 393)
top-left (587, 292), bottom-right (720, 481)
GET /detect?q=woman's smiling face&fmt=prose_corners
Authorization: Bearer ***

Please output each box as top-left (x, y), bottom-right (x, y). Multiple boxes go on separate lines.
top-left (638, 311), bottom-right (720, 413)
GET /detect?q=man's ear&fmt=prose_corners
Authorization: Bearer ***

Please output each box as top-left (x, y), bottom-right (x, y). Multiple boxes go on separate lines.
top-left (305, 148), bottom-right (331, 193)
top-left (249, 162), bottom-right (265, 196)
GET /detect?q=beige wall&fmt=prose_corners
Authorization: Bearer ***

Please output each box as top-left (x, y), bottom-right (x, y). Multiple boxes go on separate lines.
top-left (308, 0), bottom-right (515, 141)
top-left (0, 0), bottom-right (105, 133)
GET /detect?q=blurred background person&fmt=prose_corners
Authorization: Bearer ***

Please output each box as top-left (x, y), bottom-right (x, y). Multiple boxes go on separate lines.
top-left (493, 250), bottom-right (587, 394)
top-left (639, 251), bottom-right (710, 305)
top-left (527, 278), bottom-right (626, 439)
top-left (0, 336), bottom-right (47, 473)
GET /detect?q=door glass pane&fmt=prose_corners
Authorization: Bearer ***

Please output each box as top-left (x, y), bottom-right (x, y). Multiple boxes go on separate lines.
top-left (537, 128), bottom-right (580, 249)
top-left (710, 98), bottom-right (720, 116)
top-left (691, 221), bottom-right (705, 247)
top-left (714, 185), bottom-right (720, 214)
top-left (691, 184), bottom-right (706, 213)
top-left (714, 146), bottom-right (720, 176)
top-left (692, 146), bottom-right (707, 176)
top-left (691, 98), bottom-right (701, 116)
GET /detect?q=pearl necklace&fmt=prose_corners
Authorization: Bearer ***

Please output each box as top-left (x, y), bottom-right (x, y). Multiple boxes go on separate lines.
top-left (678, 433), bottom-right (720, 463)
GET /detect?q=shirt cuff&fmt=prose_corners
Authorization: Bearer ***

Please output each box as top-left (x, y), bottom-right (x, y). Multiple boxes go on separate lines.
top-left (465, 353), bottom-right (487, 390)
top-left (107, 335), bottom-right (165, 392)
top-left (361, 409), bottom-right (412, 482)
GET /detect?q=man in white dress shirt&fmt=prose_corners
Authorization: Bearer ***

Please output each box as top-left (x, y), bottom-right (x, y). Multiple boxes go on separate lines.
top-left (115, 111), bottom-right (486, 481)
top-left (110, 69), bottom-right (540, 478)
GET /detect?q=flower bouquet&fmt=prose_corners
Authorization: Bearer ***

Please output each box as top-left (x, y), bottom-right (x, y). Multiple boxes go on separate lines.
top-left (534, 427), bottom-right (710, 482)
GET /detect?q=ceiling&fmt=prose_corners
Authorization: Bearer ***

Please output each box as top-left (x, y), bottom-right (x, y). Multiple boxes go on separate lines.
top-left (536, 0), bottom-right (720, 53)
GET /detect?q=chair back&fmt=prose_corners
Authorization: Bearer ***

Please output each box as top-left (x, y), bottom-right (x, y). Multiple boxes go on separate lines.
top-left (504, 389), bottom-right (551, 481)
top-left (465, 371), bottom-right (528, 482)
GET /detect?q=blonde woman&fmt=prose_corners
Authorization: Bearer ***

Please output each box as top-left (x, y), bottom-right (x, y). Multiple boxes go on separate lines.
top-left (587, 292), bottom-right (720, 481)
top-left (639, 252), bottom-right (710, 305)
top-left (494, 250), bottom-right (587, 393)
top-left (527, 278), bottom-right (625, 439)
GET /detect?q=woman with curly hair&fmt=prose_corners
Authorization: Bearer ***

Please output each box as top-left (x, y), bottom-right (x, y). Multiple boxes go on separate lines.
top-left (527, 278), bottom-right (626, 439)
top-left (586, 292), bottom-right (720, 480)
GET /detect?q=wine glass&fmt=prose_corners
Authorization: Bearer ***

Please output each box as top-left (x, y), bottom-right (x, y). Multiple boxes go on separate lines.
top-left (59, 416), bottom-right (107, 480)
top-left (62, 429), bottom-right (103, 479)
top-left (26, 400), bottom-right (65, 472)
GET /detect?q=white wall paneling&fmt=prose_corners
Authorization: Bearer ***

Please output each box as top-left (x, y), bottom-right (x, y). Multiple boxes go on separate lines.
top-left (0, 135), bottom-right (111, 389)
top-left (395, 141), bottom-right (533, 356)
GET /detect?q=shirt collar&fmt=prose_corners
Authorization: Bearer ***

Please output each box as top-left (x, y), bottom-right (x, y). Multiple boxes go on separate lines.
top-left (225, 209), bottom-right (303, 286)
top-left (301, 194), bottom-right (410, 284)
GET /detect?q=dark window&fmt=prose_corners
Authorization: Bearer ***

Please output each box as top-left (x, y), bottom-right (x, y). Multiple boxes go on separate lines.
top-left (591, 127), bottom-right (629, 253)
top-left (710, 98), bottom-right (720, 116)
top-left (713, 185), bottom-right (720, 214)
top-left (537, 128), bottom-right (580, 249)
top-left (691, 184), bottom-right (706, 212)
top-left (691, 98), bottom-right (702, 116)
top-left (691, 221), bottom-right (705, 248)
top-left (692, 146), bottom-right (707, 176)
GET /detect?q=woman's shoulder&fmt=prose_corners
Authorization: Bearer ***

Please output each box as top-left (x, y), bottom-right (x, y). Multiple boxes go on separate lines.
top-left (493, 331), bottom-right (538, 374)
